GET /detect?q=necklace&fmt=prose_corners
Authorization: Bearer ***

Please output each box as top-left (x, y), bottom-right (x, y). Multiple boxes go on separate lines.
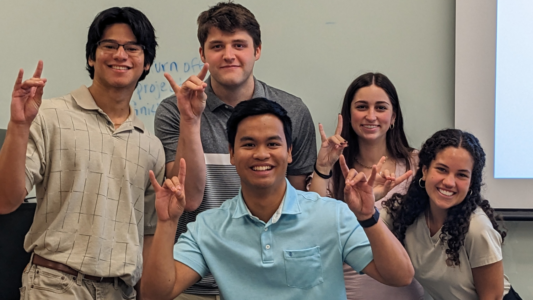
top-left (354, 157), bottom-right (376, 169)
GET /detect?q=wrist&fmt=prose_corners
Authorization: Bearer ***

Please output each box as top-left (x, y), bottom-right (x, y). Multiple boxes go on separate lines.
top-left (356, 207), bottom-right (380, 228)
top-left (314, 164), bottom-right (332, 179)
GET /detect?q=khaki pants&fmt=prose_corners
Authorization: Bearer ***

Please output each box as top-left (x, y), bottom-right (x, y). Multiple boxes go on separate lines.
top-left (20, 264), bottom-right (135, 300)
top-left (175, 293), bottom-right (221, 300)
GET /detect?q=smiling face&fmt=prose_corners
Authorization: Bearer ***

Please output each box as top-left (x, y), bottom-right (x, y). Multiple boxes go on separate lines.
top-left (200, 27), bottom-right (261, 90)
top-left (350, 84), bottom-right (395, 144)
top-left (422, 146), bottom-right (474, 215)
top-left (230, 114), bottom-right (292, 193)
top-left (88, 23), bottom-right (149, 91)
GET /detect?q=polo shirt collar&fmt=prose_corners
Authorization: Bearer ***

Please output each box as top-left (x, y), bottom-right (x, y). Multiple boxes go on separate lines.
top-left (232, 179), bottom-right (302, 221)
top-left (70, 85), bottom-right (145, 132)
top-left (205, 76), bottom-right (265, 112)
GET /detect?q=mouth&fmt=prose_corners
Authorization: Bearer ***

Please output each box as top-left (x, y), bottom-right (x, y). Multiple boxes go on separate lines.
top-left (437, 188), bottom-right (455, 197)
top-left (110, 65), bottom-right (131, 70)
top-left (361, 125), bottom-right (379, 129)
top-left (252, 165), bottom-right (273, 171)
top-left (221, 65), bottom-right (240, 69)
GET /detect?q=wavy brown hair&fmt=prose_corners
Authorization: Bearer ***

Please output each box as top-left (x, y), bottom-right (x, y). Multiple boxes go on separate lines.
top-left (331, 73), bottom-right (414, 200)
top-left (383, 129), bottom-right (506, 266)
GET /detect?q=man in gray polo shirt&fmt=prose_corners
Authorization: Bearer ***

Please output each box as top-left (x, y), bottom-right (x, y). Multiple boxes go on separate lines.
top-left (0, 7), bottom-right (164, 300)
top-left (154, 2), bottom-right (316, 299)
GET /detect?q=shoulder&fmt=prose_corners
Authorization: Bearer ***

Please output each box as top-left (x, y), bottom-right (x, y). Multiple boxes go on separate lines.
top-left (468, 207), bottom-right (498, 234)
top-left (257, 80), bottom-right (308, 109)
top-left (156, 95), bottom-right (179, 114)
top-left (295, 190), bottom-right (350, 215)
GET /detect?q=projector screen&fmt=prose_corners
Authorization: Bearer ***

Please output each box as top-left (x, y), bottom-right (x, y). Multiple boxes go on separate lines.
top-left (456, 0), bottom-right (533, 209)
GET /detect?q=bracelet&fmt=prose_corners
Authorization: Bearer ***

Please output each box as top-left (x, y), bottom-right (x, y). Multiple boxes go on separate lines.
top-left (314, 164), bottom-right (332, 179)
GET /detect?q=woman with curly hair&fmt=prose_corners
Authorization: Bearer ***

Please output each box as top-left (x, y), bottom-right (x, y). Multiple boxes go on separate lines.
top-left (309, 73), bottom-right (424, 299)
top-left (382, 129), bottom-right (521, 300)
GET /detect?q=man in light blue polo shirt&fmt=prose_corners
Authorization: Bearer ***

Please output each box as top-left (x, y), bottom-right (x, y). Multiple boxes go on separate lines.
top-left (141, 98), bottom-right (414, 300)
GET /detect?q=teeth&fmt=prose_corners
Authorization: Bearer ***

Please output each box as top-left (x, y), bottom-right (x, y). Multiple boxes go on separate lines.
top-left (253, 166), bottom-right (272, 171)
top-left (438, 189), bottom-right (453, 196)
top-left (112, 66), bottom-right (128, 70)
top-left (363, 125), bottom-right (378, 128)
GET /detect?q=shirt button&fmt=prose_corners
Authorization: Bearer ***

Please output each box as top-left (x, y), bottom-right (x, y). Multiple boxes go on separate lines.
top-left (225, 105), bottom-right (229, 109)
top-left (265, 245), bottom-right (270, 249)
top-left (264, 228), bottom-right (268, 231)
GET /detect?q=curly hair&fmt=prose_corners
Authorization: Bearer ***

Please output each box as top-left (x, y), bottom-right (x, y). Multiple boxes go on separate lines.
top-left (383, 129), bottom-right (506, 266)
top-left (331, 72), bottom-right (414, 200)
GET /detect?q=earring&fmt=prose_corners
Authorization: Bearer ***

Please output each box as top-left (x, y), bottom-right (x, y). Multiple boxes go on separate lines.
top-left (390, 123), bottom-right (395, 130)
top-left (418, 178), bottom-right (425, 188)
top-left (468, 190), bottom-right (473, 196)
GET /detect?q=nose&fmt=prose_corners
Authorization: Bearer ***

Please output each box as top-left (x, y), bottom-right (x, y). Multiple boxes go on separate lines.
top-left (113, 45), bottom-right (128, 60)
top-left (365, 108), bottom-right (376, 121)
top-left (253, 145), bottom-right (270, 160)
top-left (223, 46), bottom-right (235, 62)
top-left (442, 173), bottom-right (455, 187)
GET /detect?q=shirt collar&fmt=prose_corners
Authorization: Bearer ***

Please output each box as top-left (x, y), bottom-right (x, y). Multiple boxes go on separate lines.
top-left (205, 76), bottom-right (265, 112)
top-left (70, 85), bottom-right (145, 132)
top-left (232, 178), bottom-right (302, 223)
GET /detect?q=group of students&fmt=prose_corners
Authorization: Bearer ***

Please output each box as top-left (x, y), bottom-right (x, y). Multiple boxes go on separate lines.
top-left (0, 2), bottom-right (523, 300)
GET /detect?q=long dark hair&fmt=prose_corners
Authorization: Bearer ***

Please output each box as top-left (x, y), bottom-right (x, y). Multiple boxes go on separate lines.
top-left (383, 129), bottom-right (506, 266)
top-left (332, 73), bottom-right (413, 200)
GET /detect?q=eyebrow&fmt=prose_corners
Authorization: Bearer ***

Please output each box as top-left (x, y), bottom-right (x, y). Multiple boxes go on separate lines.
top-left (208, 39), bottom-right (249, 45)
top-left (353, 100), bottom-right (391, 106)
top-left (100, 39), bottom-right (139, 44)
top-left (435, 162), bottom-right (471, 173)
top-left (239, 135), bottom-right (283, 142)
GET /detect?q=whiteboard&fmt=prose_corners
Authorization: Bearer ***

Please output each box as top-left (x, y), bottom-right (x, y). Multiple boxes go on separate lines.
top-left (456, 0), bottom-right (533, 209)
top-left (2, 0), bottom-right (456, 204)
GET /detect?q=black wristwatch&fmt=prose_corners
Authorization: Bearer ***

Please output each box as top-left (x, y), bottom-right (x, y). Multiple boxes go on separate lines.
top-left (358, 207), bottom-right (380, 228)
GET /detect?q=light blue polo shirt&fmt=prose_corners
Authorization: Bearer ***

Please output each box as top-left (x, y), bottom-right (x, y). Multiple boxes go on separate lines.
top-left (174, 180), bottom-right (373, 300)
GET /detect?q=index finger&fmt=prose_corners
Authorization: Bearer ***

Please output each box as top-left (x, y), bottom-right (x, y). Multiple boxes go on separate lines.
top-left (367, 165), bottom-right (378, 186)
top-left (375, 156), bottom-right (387, 172)
top-left (318, 123), bottom-right (327, 143)
top-left (339, 154), bottom-right (350, 178)
top-left (177, 158), bottom-right (186, 187)
top-left (395, 170), bottom-right (413, 185)
top-left (148, 170), bottom-right (162, 192)
top-left (164, 72), bottom-right (181, 94)
top-left (32, 60), bottom-right (43, 79)
top-left (13, 69), bottom-right (24, 90)
top-left (197, 63), bottom-right (209, 81)
top-left (335, 114), bottom-right (343, 135)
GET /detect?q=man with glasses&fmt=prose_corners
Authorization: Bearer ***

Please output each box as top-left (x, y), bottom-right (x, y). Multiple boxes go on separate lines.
top-left (0, 7), bottom-right (164, 300)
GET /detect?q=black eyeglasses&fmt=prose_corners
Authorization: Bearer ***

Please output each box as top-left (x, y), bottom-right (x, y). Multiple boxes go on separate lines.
top-left (96, 40), bottom-right (145, 57)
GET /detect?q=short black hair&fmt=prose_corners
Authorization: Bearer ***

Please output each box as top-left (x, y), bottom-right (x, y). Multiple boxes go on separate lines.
top-left (85, 7), bottom-right (157, 82)
top-left (226, 98), bottom-right (292, 149)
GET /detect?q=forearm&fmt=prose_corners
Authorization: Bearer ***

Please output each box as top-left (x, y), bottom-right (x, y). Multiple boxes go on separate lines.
top-left (141, 220), bottom-right (180, 299)
top-left (362, 220), bottom-right (414, 286)
top-left (0, 121), bottom-right (30, 214)
top-left (308, 171), bottom-right (330, 196)
top-left (171, 121), bottom-right (205, 211)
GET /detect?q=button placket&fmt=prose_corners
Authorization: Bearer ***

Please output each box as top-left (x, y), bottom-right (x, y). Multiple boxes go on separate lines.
top-left (261, 225), bottom-right (273, 263)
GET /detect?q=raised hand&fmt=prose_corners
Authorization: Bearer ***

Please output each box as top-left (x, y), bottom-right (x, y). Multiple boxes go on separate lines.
top-left (11, 61), bottom-right (47, 126)
top-left (316, 114), bottom-right (348, 174)
top-left (373, 156), bottom-right (413, 201)
top-left (149, 158), bottom-right (187, 222)
top-left (164, 63), bottom-right (209, 123)
top-left (340, 155), bottom-right (376, 220)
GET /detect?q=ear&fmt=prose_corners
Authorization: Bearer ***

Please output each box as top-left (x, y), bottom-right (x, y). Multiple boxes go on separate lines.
top-left (144, 63), bottom-right (151, 71)
top-left (287, 146), bottom-right (293, 164)
top-left (421, 165), bottom-right (428, 181)
top-left (254, 44), bottom-right (262, 61)
top-left (199, 47), bottom-right (206, 63)
top-left (391, 112), bottom-right (396, 128)
top-left (229, 145), bottom-right (235, 166)
top-left (88, 57), bottom-right (95, 67)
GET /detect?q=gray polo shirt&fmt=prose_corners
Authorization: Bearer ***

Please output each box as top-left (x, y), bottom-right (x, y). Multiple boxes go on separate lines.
top-left (24, 86), bottom-right (165, 286)
top-left (154, 77), bottom-right (316, 294)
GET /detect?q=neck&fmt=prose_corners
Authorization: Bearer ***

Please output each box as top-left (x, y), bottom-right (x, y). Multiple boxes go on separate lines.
top-left (427, 203), bottom-right (447, 235)
top-left (356, 138), bottom-right (390, 167)
top-left (210, 76), bottom-right (255, 107)
top-left (241, 181), bottom-right (287, 223)
top-left (88, 83), bottom-right (133, 124)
